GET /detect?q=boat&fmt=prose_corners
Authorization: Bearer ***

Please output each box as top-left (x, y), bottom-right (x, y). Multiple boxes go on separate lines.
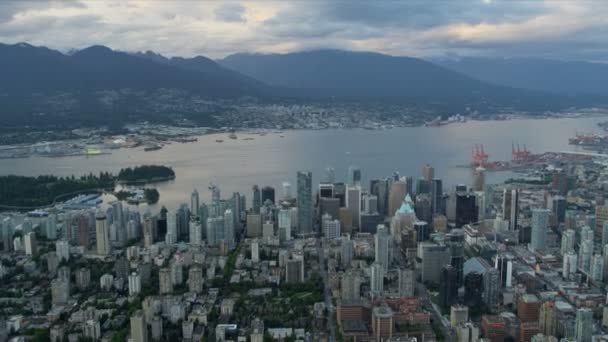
top-left (216, 139), bottom-right (224, 143)
top-left (228, 132), bottom-right (237, 140)
top-left (243, 137), bottom-right (255, 141)
top-left (279, 135), bottom-right (285, 138)
top-left (144, 145), bottom-right (162, 152)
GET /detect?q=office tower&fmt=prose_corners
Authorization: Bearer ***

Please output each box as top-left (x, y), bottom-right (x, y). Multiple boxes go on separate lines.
top-left (320, 197), bottom-right (340, 222)
top-left (319, 182), bottom-right (334, 199)
top-left (414, 221), bottom-right (430, 242)
top-left (539, 301), bottom-right (557, 337)
top-left (348, 165), bottom-right (361, 186)
top-left (45, 214), bottom-right (57, 240)
top-left (190, 220), bottom-right (202, 245)
top-left (251, 239), bottom-right (260, 263)
top-left (297, 171), bottom-right (313, 234)
top-left (398, 268), bottom-right (415, 297)
top-left (502, 188), bottom-right (519, 230)
top-left (602, 221), bottom-right (608, 246)
top-left (338, 207), bottom-right (353, 233)
top-left (190, 189), bottom-right (200, 218)
top-left (446, 229), bottom-right (465, 286)
top-left (415, 194), bottom-right (432, 223)
top-left (246, 214), bottom-right (262, 238)
top-left (128, 272), bottom-right (141, 296)
top-left (341, 237), bottom-right (354, 268)
top-left (76, 268), bottom-right (91, 290)
top-left (518, 294), bottom-right (541, 322)
top-left (262, 221), bottom-right (274, 239)
top-left (439, 265), bottom-right (458, 308)
top-left (563, 251), bottom-right (578, 279)
top-left (419, 242), bottom-right (450, 285)
top-left (422, 164), bottom-right (434, 181)
top-left (551, 196), bottom-right (566, 225)
top-left (575, 308), bottom-right (592, 342)
top-left (580, 225), bottom-right (594, 245)
top-left (50, 233), bottom-right (66, 259)
top-left (346, 185), bottom-right (362, 229)
top-left (188, 266), bottom-right (203, 293)
top-left (252, 185), bottom-right (261, 214)
top-left (171, 259), bottom-right (183, 286)
top-left (375, 225), bottom-right (390, 271)
top-left (205, 217), bottom-right (223, 247)
top-left (95, 211), bottom-right (110, 255)
top-left (561, 229), bottom-right (576, 255)
top-left (579, 240), bottom-right (593, 273)
top-left (464, 272), bottom-right (483, 307)
top-left (473, 167), bottom-right (485, 192)
top-left (431, 178), bottom-right (444, 215)
top-left (416, 178), bottom-right (431, 195)
top-left (261, 186), bottom-right (275, 204)
top-left (455, 191), bottom-right (478, 228)
top-left (591, 254), bottom-right (604, 282)
top-left (286, 258), bottom-right (304, 283)
top-left (370, 178), bottom-right (390, 216)
top-left (324, 167), bottom-right (335, 183)
top-left (51, 278), bottom-right (70, 305)
top-left (530, 209), bottom-right (550, 252)
top-left (596, 204), bottom-right (608, 238)
top-left (23, 232), bottom-right (37, 256)
top-left (450, 305), bottom-right (469, 328)
top-left (159, 268), bottom-right (173, 294)
top-left (362, 194), bottom-right (378, 214)
top-left (495, 254), bottom-right (513, 288)
top-left (370, 262), bottom-right (384, 295)
top-left (322, 214), bottom-right (340, 240)
top-left (372, 306), bottom-right (394, 341)
top-left (341, 270), bottom-right (361, 302)
top-left (223, 209), bottom-right (235, 249)
top-left (142, 214), bottom-right (153, 248)
top-left (604, 244), bottom-right (608, 282)
top-left (481, 315), bottom-right (506, 342)
top-left (165, 210), bottom-right (177, 245)
top-left (130, 310), bottom-right (148, 342)
top-left (280, 181), bottom-right (292, 200)
top-left (484, 267), bottom-right (500, 312)
top-left (388, 181), bottom-right (407, 217)
top-left (278, 209), bottom-right (292, 242)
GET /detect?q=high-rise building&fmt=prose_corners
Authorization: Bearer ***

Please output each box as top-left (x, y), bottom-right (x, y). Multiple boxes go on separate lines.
top-left (591, 253), bottom-right (604, 282)
top-left (539, 301), bottom-right (557, 337)
top-left (518, 294), bottom-right (541, 322)
top-left (455, 191), bottom-right (478, 228)
top-left (297, 171), bottom-right (313, 234)
top-left (159, 268), bottom-right (173, 294)
top-left (464, 272), bottom-right (483, 307)
top-left (322, 214), bottom-right (340, 240)
top-left (166, 210), bottom-right (177, 245)
top-left (422, 164), bottom-right (435, 181)
top-left (431, 178), bottom-right (444, 215)
top-left (372, 306), bottom-right (394, 341)
top-left (188, 266), bottom-right (203, 293)
top-left (370, 262), bottom-right (384, 295)
top-left (483, 265), bottom-right (500, 312)
top-left (574, 308), bottom-right (592, 342)
top-left (439, 264), bottom-right (458, 309)
top-left (76, 267), bottom-right (91, 290)
top-left (446, 229), bottom-right (465, 286)
top-left (388, 181), bottom-right (407, 217)
top-left (473, 167), bottom-right (486, 192)
top-left (24, 232), bottom-right (37, 256)
top-left (502, 188), bottom-right (519, 231)
top-left (495, 254), bottom-right (513, 288)
top-left (223, 209), bottom-right (235, 249)
top-left (278, 209), bottom-right (292, 242)
top-left (128, 272), bottom-right (141, 296)
top-left (398, 268), bottom-right (415, 297)
top-left (375, 225), bottom-right (390, 271)
top-left (370, 178), bottom-right (390, 217)
top-left (579, 240), bottom-right (593, 273)
top-left (348, 165), bottom-right (362, 186)
top-left (51, 278), bottom-right (70, 305)
top-left (346, 185), bottom-right (362, 229)
top-left (261, 186), bottom-right (275, 204)
top-left (286, 257), bottom-right (304, 283)
top-left (95, 211), bottom-right (110, 255)
top-left (341, 270), bottom-right (361, 302)
top-left (341, 237), bottom-right (354, 268)
top-left (189, 220), bottom-right (202, 245)
top-left (561, 229), bottom-right (576, 255)
top-left (596, 204), bottom-right (608, 239)
top-left (130, 310), bottom-right (148, 342)
top-left (190, 189), bottom-right (200, 218)
top-left (450, 305), bottom-right (469, 328)
top-left (530, 209), bottom-right (550, 252)
top-left (252, 185), bottom-right (261, 214)
top-left (562, 251), bottom-right (578, 279)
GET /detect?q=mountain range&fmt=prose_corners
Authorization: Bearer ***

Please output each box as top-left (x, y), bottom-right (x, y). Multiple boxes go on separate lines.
top-left (0, 42), bottom-right (606, 129)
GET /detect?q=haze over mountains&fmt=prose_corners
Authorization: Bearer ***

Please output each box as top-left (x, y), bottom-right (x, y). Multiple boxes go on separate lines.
top-left (0, 42), bottom-right (606, 129)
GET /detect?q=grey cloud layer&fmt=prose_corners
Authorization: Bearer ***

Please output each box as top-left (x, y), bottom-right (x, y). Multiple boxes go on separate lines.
top-left (0, 0), bottom-right (605, 60)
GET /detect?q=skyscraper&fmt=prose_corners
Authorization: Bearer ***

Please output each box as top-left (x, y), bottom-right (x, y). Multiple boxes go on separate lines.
top-left (575, 308), bottom-right (592, 342)
top-left (439, 264), bottom-right (458, 309)
top-left (322, 214), bottom-right (340, 240)
top-left (190, 189), bottom-right (200, 218)
top-left (561, 229), bottom-right (576, 255)
top-left (375, 225), bottom-right (390, 271)
top-left (539, 301), bottom-right (557, 337)
top-left (464, 272), bottom-right (483, 307)
top-left (223, 209), bottom-right (235, 249)
top-left (252, 185), bottom-right (261, 214)
top-left (297, 171), bottom-right (313, 234)
top-left (278, 209), bottom-right (292, 242)
top-left (348, 165), bottom-right (362, 186)
top-left (431, 178), bottom-right (443, 215)
top-left (370, 262), bottom-right (384, 295)
top-left (446, 229), bottom-right (465, 286)
top-left (596, 204), bottom-right (608, 238)
top-left (341, 270), bottom-right (361, 302)
top-left (530, 209), bottom-right (550, 252)
top-left (502, 188), bottom-right (519, 231)
top-left (159, 268), bottom-right (173, 294)
top-left (422, 164), bottom-right (435, 181)
top-left (261, 186), bottom-right (275, 204)
top-left (398, 268), bottom-right (415, 297)
top-left (388, 181), bottom-right (407, 217)
top-left (130, 310), bottom-right (148, 342)
top-left (166, 210), bottom-right (177, 245)
top-left (370, 178), bottom-right (390, 217)
top-left (346, 185), bottom-right (362, 229)
top-left (95, 211), bottom-right (110, 255)
top-left (472, 167), bottom-right (485, 192)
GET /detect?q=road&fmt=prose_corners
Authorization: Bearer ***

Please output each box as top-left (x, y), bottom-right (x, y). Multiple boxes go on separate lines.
top-left (317, 238), bottom-right (336, 342)
top-left (417, 283), bottom-right (454, 342)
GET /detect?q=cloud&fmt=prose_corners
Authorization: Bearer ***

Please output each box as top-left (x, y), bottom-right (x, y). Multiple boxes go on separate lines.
top-left (214, 3), bottom-right (246, 23)
top-left (0, 0), bottom-right (606, 61)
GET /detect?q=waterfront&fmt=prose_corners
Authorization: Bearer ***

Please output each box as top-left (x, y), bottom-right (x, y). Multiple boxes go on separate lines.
top-left (0, 116), bottom-right (605, 210)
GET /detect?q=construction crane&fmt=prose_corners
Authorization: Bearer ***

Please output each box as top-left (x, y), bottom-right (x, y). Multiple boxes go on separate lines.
top-left (512, 142), bottom-right (532, 163)
top-left (472, 144), bottom-right (489, 167)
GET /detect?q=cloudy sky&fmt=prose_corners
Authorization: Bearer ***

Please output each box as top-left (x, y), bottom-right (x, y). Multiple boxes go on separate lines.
top-left (0, 0), bottom-right (606, 60)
